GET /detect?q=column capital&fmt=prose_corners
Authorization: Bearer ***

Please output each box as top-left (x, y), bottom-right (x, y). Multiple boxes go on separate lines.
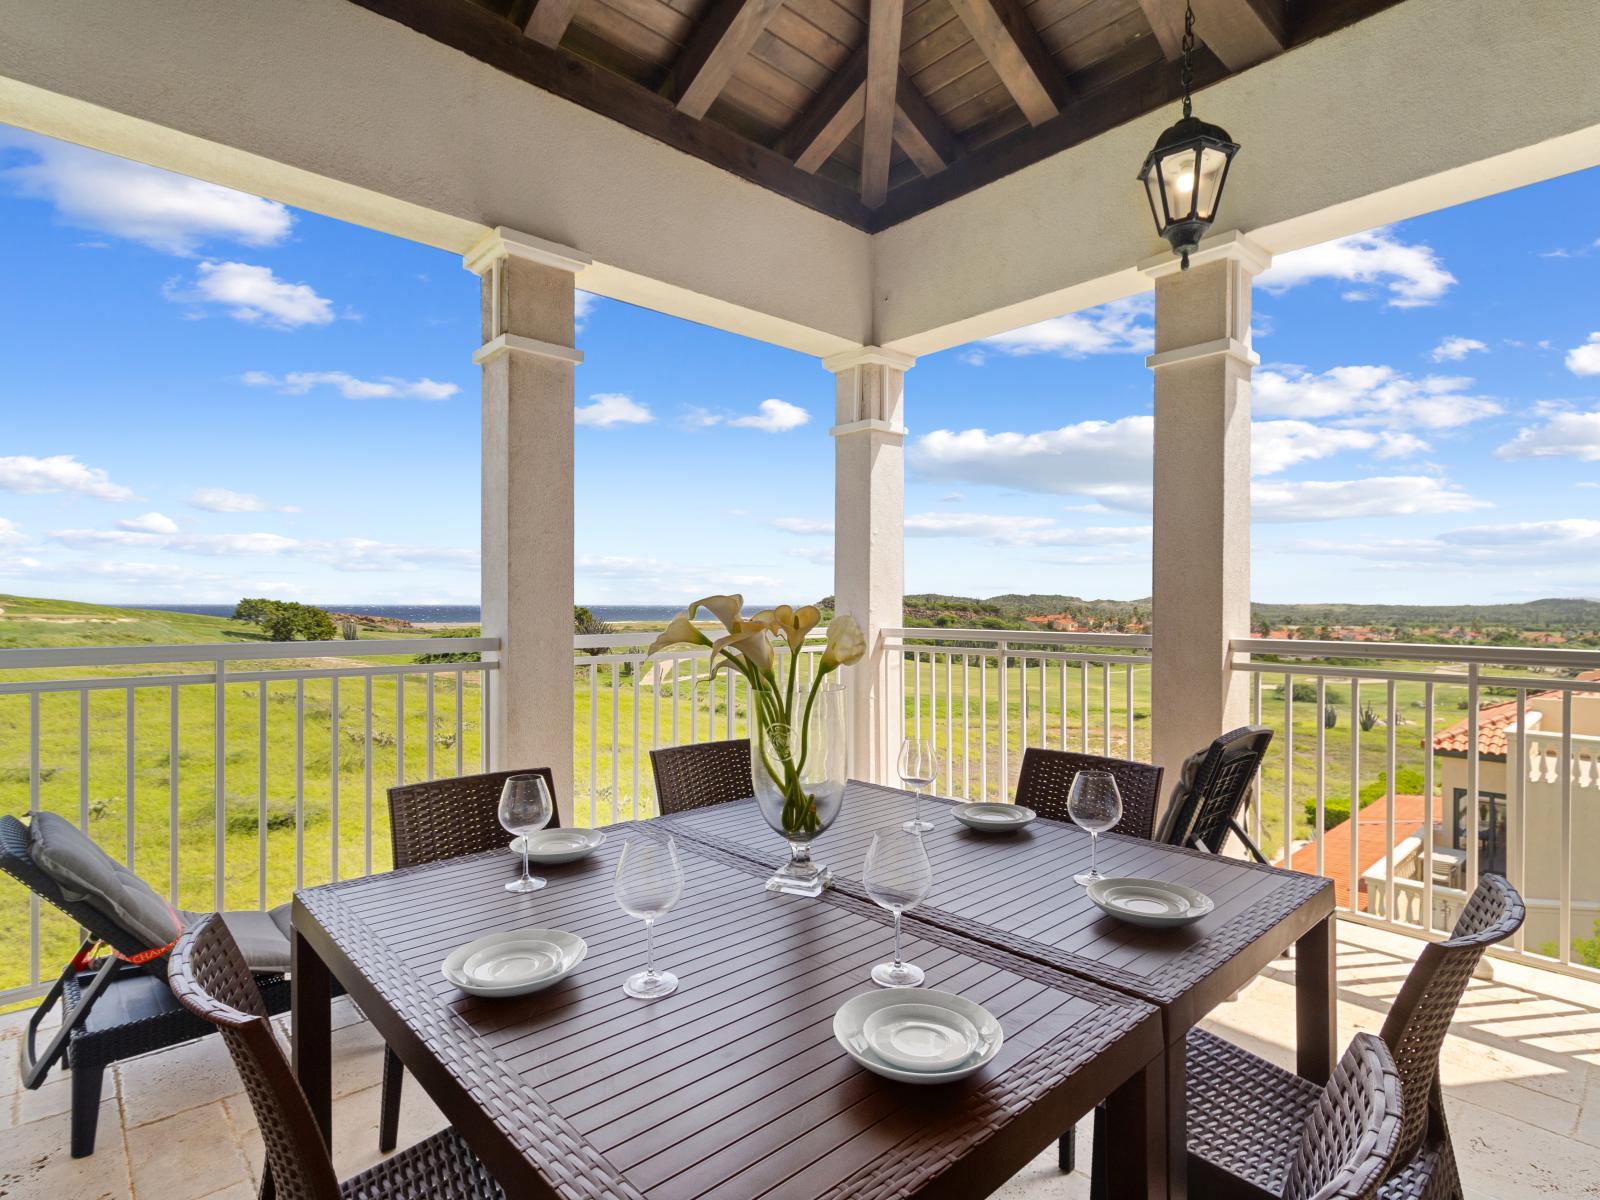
top-left (830, 418), bottom-right (906, 441)
top-left (463, 226), bottom-right (592, 276)
top-left (1146, 337), bottom-right (1259, 371)
top-left (822, 345), bottom-right (916, 374)
top-left (1139, 230), bottom-right (1272, 280)
top-left (473, 333), bottom-right (585, 366)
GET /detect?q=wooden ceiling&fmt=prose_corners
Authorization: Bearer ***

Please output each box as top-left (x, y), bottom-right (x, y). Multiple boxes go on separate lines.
top-left (350, 0), bottom-right (1405, 230)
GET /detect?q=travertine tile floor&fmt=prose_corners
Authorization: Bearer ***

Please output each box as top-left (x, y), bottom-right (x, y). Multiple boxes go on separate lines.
top-left (2, 921), bottom-right (1597, 1199)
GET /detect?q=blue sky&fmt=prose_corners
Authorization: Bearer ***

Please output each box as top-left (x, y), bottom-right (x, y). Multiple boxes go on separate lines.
top-left (0, 124), bottom-right (1596, 609)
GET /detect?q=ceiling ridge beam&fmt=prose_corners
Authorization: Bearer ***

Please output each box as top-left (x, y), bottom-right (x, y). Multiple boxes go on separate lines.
top-left (524, 0), bottom-right (584, 48)
top-left (662, 0), bottom-right (789, 120)
top-left (946, 0), bottom-right (1070, 126)
top-left (893, 69), bottom-right (959, 176)
top-left (860, 0), bottom-right (906, 208)
top-left (1189, 0), bottom-right (1286, 70)
top-left (778, 43), bottom-right (868, 172)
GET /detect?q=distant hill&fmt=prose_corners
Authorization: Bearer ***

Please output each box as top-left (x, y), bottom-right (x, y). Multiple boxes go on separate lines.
top-left (1250, 598), bottom-right (1600, 629)
top-left (0, 593), bottom-right (263, 651)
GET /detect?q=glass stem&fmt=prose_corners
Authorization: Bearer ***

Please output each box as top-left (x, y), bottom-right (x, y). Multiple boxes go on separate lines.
top-left (892, 909), bottom-right (904, 966)
top-left (521, 841), bottom-right (531, 884)
top-left (645, 917), bottom-right (656, 976)
top-left (1090, 831), bottom-right (1099, 876)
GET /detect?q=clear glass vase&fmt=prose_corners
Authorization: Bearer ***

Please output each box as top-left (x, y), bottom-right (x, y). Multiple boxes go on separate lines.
top-left (751, 682), bottom-right (846, 896)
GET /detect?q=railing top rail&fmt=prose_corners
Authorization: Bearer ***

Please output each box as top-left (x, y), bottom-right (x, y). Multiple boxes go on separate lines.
top-left (881, 627), bottom-right (1152, 650)
top-left (1232, 637), bottom-right (1600, 670)
top-left (0, 636), bottom-right (500, 670)
top-left (573, 630), bottom-right (829, 651)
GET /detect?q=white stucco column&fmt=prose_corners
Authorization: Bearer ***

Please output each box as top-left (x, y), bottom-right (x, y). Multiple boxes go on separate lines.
top-left (825, 346), bottom-right (913, 783)
top-left (465, 227), bottom-right (590, 824)
top-left (1143, 232), bottom-right (1270, 795)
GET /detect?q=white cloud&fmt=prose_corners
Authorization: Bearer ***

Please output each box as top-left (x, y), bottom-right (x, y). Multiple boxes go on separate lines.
top-left (1430, 336), bottom-right (1487, 363)
top-left (910, 415), bottom-right (1153, 501)
top-left (169, 261), bottom-right (334, 328)
top-left (1565, 333), bottom-right (1600, 376)
top-left (729, 399), bottom-right (810, 433)
top-left (679, 406), bottom-right (723, 430)
top-left (118, 512), bottom-right (179, 535)
top-left (1253, 364), bottom-right (1500, 430)
top-left (771, 517), bottom-right (833, 535)
top-left (51, 528), bottom-right (167, 547)
top-left (1251, 476), bottom-right (1488, 522)
top-left (0, 518), bottom-right (27, 546)
top-left (1495, 407), bottom-right (1600, 462)
top-left (1260, 227), bottom-right (1456, 308)
top-left (0, 131), bottom-right (291, 255)
top-left (575, 393), bottom-right (654, 427)
top-left (785, 545), bottom-right (835, 564)
top-left (50, 525), bottom-right (475, 571)
top-left (242, 370), bottom-right (458, 400)
top-left (575, 291), bottom-right (598, 329)
top-left (187, 487), bottom-right (299, 514)
top-left (1250, 421), bottom-right (1429, 475)
top-left (971, 296), bottom-right (1153, 361)
top-left (576, 554), bottom-right (782, 599)
top-left (1291, 519), bottom-right (1600, 568)
top-left (0, 455), bottom-right (135, 501)
top-left (904, 513), bottom-right (1055, 539)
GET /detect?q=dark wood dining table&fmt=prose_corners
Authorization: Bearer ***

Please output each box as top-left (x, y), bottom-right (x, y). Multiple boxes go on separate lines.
top-left (291, 818), bottom-right (1168, 1200)
top-left (654, 781), bottom-right (1338, 1200)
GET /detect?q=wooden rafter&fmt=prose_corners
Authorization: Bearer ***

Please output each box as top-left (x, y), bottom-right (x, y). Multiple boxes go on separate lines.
top-left (778, 44), bottom-right (867, 173)
top-left (893, 70), bottom-right (959, 176)
top-left (860, 0), bottom-right (906, 208)
top-left (1189, 0), bottom-right (1286, 70)
top-left (1135, 0), bottom-right (1186, 60)
top-left (523, 0), bottom-right (583, 47)
top-left (945, 0), bottom-right (1069, 127)
top-left (661, 0), bottom-right (789, 120)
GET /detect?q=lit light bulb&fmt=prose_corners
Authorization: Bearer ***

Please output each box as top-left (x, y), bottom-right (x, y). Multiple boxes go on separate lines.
top-left (1176, 171), bottom-right (1195, 194)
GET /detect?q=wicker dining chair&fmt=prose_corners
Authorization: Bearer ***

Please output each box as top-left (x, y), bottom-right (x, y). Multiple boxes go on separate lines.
top-left (379, 767), bottom-right (558, 1151)
top-left (649, 738), bottom-right (753, 816)
top-left (1013, 748), bottom-right (1165, 840)
top-left (1178, 875), bottom-right (1523, 1200)
top-left (167, 914), bottom-right (505, 1200)
top-left (1156, 725), bottom-right (1274, 863)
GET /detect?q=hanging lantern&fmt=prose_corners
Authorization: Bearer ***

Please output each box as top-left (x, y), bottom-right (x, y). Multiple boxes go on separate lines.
top-left (1137, 2), bottom-right (1240, 269)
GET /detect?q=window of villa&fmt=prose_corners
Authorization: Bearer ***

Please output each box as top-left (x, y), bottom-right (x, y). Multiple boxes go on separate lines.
top-left (1450, 788), bottom-right (1508, 877)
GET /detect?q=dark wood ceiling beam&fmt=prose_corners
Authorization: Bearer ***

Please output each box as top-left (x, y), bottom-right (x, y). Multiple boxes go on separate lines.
top-left (523, 0), bottom-right (583, 47)
top-left (1135, 0), bottom-right (1186, 60)
top-left (348, 0), bottom-right (871, 227)
top-left (1188, 0), bottom-right (1286, 70)
top-left (777, 44), bottom-right (867, 173)
top-left (893, 69), bottom-right (959, 176)
top-left (945, 0), bottom-right (1069, 127)
top-left (860, 0), bottom-right (906, 208)
top-left (660, 0), bottom-right (789, 120)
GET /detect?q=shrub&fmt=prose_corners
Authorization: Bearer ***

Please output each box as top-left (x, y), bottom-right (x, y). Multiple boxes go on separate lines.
top-left (1306, 767), bottom-right (1426, 829)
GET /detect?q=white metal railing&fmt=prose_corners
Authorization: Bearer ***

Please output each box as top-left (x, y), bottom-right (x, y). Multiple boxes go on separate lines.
top-left (1231, 637), bottom-right (1600, 980)
top-left (882, 628), bottom-right (1153, 802)
top-left (570, 630), bottom-right (828, 827)
top-left (0, 637), bottom-right (497, 1005)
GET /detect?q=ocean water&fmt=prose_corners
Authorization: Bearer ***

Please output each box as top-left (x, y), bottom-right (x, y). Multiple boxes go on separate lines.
top-left (135, 603), bottom-right (693, 624)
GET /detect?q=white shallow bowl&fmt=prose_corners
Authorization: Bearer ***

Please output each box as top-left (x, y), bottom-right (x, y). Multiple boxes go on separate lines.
top-left (951, 802), bottom-right (1036, 832)
top-left (862, 1002), bottom-right (980, 1072)
top-left (510, 828), bottom-right (607, 864)
top-left (834, 989), bottom-right (1002, 1084)
top-left (461, 937), bottom-right (565, 987)
top-left (443, 928), bottom-right (587, 997)
top-left (1086, 877), bottom-right (1214, 928)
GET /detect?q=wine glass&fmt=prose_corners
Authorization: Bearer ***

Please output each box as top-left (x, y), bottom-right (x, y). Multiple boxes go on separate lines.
top-left (1068, 770), bottom-right (1122, 886)
top-left (897, 737), bottom-right (939, 833)
top-left (499, 774), bottom-right (554, 893)
top-left (863, 829), bottom-right (932, 988)
top-left (614, 837), bottom-right (684, 999)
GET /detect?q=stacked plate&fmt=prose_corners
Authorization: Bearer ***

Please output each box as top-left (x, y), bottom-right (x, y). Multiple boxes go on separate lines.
top-left (951, 802), bottom-right (1036, 832)
top-left (834, 989), bottom-right (1002, 1084)
top-left (510, 828), bottom-right (607, 864)
top-left (1085, 877), bottom-right (1214, 928)
top-left (442, 928), bottom-right (587, 997)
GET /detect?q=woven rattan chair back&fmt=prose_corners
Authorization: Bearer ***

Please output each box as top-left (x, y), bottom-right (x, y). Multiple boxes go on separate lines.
top-left (1282, 1033), bottom-right (1404, 1200)
top-left (649, 739), bottom-right (753, 816)
top-left (387, 768), bottom-right (559, 870)
top-left (1379, 874), bottom-right (1523, 1169)
top-left (1013, 749), bottom-right (1164, 840)
top-left (1157, 725), bottom-right (1274, 858)
top-left (168, 914), bottom-right (341, 1200)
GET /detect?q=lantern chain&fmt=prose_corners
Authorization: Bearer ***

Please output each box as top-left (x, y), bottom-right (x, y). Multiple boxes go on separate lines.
top-left (1180, 2), bottom-right (1195, 119)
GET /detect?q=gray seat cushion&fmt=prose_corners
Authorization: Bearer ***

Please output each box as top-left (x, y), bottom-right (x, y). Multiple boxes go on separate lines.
top-left (193, 905), bottom-right (293, 974)
top-left (29, 811), bottom-right (179, 950)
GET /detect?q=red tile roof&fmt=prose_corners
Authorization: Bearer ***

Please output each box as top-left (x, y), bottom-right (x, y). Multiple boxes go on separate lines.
top-left (1432, 669), bottom-right (1600, 759)
top-left (1287, 794), bottom-right (1428, 911)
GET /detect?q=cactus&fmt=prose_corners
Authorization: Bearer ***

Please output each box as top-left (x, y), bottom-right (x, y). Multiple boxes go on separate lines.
top-left (1324, 704), bottom-right (1337, 730)
top-left (339, 619), bottom-right (359, 640)
top-left (1359, 704), bottom-right (1378, 732)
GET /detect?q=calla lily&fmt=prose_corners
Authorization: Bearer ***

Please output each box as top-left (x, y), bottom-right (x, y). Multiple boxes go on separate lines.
top-left (710, 619), bottom-right (775, 679)
top-left (820, 614), bottom-right (866, 670)
top-left (688, 594), bottom-right (744, 635)
top-left (753, 604), bottom-right (822, 652)
top-left (646, 613), bottom-right (711, 658)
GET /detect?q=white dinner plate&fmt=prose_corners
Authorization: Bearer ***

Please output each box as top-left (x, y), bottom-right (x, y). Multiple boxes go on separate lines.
top-left (443, 928), bottom-right (587, 997)
top-left (1085, 877), bottom-right (1215, 928)
top-left (862, 1002), bottom-right (980, 1072)
top-left (462, 937), bottom-right (565, 986)
top-left (834, 989), bottom-right (1002, 1084)
top-left (510, 828), bottom-right (607, 864)
top-left (951, 802), bottom-right (1036, 832)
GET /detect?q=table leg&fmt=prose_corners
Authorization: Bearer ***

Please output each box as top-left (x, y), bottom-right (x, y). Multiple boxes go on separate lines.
top-left (1296, 914), bottom-right (1337, 1084)
top-left (292, 926), bottom-right (332, 1145)
top-left (1105, 1052), bottom-right (1173, 1200)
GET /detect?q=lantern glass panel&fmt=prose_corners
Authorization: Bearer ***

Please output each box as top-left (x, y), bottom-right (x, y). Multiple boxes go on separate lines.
top-left (1143, 166), bottom-right (1168, 227)
top-left (1194, 145), bottom-right (1230, 220)
top-left (1159, 146), bottom-right (1202, 223)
